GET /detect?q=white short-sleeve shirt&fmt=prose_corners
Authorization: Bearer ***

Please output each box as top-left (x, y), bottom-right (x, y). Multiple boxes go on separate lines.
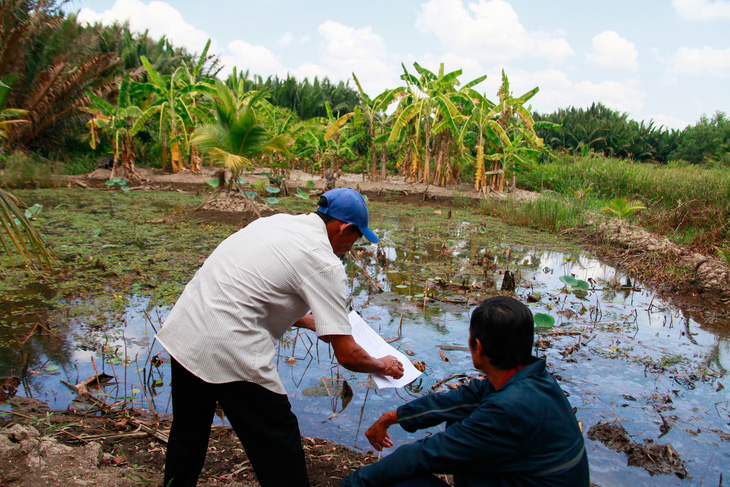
top-left (155, 213), bottom-right (352, 394)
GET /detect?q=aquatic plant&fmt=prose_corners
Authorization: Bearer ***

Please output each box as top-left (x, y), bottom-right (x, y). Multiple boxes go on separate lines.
top-left (533, 313), bottom-right (555, 328)
top-left (568, 184), bottom-right (593, 201)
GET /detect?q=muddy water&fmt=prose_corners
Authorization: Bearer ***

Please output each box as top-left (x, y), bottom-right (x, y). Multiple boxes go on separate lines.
top-left (2, 213), bottom-right (729, 486)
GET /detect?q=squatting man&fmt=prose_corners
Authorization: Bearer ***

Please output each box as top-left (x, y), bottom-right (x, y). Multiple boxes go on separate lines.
top-left (342, 296), bottom-right (589, 487)
top-left (155, 188), bottom-right (404, 486)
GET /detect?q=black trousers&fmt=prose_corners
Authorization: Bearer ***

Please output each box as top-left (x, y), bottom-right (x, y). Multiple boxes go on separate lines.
top-left (163, 358), bottom-right (309, 487)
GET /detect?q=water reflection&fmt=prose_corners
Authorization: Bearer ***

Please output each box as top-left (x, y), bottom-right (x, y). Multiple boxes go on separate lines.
top-left (1, 213), bottom-right (729, 485)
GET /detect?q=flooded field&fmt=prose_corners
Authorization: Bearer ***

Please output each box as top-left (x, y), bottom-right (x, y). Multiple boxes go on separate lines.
top-left (1, 197), bottom-right (729, 486)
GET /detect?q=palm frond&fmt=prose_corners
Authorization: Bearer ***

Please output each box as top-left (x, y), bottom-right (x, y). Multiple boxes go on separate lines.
top-left (0, 188), bottom-right (56, 272)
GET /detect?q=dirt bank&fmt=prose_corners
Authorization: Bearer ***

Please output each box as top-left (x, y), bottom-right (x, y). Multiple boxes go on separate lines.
top-left (0, 398), bottom-right (378, 486)
top-left (574, 217), bottom-right (730, 323)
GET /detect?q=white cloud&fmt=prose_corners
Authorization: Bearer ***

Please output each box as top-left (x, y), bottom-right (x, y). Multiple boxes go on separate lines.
top-left (416, 0), bottom-right (573, 63)
top-left (586, 31), bottom-right (638, 71)
top-left (645, 113), bottom-right (690, 130)
top-left (77, 0), bottom-right (211, 55)
top-left (507, 69), bottom-right (645, 115)
top-left (220, 41), bottom-right (282, 77)
top-left (288, 21), bottom-right (400, 96)
top-left (279, 33), bottom-right (294, 47)
top-left (668, 46), bottom-right (730, 76)
top-left (673, 0), bottom-right (730, 20)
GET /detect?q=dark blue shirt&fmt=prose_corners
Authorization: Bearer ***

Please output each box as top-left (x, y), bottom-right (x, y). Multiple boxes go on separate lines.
top-left (342, 358), bottom-right (588, 487)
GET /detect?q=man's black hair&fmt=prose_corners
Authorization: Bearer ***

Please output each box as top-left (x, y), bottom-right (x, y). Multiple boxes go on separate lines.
top-left (469, 296), bottom-right (534, 370)
top-left (315, 197), bottom-right (362, 237)
top-left (315, 196), bottom-right (335, 223)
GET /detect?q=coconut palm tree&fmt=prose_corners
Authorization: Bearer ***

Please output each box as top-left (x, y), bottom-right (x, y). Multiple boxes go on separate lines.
top-left (0, 80), bottom-right (54, 272)
top-left (0, 77), bottom-right (29, 145)
top-left (0, 188), bottom-right (55, 273)
top-left (192, 81), bottom-right (289, 191)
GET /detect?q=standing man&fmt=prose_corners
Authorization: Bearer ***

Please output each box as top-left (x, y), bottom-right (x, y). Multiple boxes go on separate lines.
top-left (156, 188), bottom-right (404, 486)
top-left (342, 296), bottom-right (588, 487)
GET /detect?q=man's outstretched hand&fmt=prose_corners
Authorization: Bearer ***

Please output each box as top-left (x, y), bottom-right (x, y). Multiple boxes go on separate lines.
top-left (379, 355), bottom-right (404, 379)
top-left (365, 410), bottom-right (398, 451)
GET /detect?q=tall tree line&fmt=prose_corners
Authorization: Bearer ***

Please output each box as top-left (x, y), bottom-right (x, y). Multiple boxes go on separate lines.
top-left (534, 103), bottom-right (729, 166)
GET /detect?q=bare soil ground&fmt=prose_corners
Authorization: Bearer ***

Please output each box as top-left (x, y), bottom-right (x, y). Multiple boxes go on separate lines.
top-left (0, 397), bottom-right (377, 486)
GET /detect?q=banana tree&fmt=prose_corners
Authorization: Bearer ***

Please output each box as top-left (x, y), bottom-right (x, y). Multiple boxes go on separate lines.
top-left (460, 93), bottom-right (496, 191)
top-left (134, 42), bottom-right (215, 172)
top-left (389, 62), bottom-right (473, 185)
top-left (484, 71), bottom-right (543, 191)
top-left (388, 63), bottom-right (437, 184)
top-left (258, 101), bottom-right (301, 176)
top-left (83, 74), bottom-right (143, 181)
top-left (351, 73), bottom-right (402, 180)
top-left (322, 100), bottom-right (369, 177)
top-left (325, 128), bottom-right (364, 176)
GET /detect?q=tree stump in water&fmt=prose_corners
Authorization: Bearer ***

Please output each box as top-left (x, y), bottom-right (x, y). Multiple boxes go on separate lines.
top-left (501, 270), bottom-right (515, 291)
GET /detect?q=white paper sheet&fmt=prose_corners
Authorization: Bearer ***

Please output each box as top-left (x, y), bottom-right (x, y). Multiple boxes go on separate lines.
top-left (348, 311), bottom-right (422, 389)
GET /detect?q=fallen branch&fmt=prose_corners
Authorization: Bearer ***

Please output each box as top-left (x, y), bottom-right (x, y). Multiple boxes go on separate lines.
top-left (59, 430), bottom-right (150, 442)
top-left (438, 349), bottom-right (452, 363)
top-left (437, 344), bottom-right (469, 352)
top-left (35, 321), bottom-right (63, 342)
top-left (431, 373), bottom-right (471, 390)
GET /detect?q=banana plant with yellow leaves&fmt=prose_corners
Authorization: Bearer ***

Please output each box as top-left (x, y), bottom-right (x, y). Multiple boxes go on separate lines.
top-left (482, 71), bottom-right (543, 192)
top-left (83, 74), bottom-right (143, 181)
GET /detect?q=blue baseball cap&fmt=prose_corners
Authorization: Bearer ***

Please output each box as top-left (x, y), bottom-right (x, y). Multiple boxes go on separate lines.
top-left (318, 188), bottom-right (379, 243)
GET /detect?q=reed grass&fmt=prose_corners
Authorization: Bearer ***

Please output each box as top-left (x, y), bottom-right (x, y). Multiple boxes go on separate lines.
top-left (479, 194), bottom-right (599, 234)
top-left (520, 153), bottom-right (730, 210)
top-left (517, 153), bottom-right (730, 251)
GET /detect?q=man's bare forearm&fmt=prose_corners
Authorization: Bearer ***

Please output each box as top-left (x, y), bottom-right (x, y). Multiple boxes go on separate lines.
top-left (328, 335), bottom-right (404, 378)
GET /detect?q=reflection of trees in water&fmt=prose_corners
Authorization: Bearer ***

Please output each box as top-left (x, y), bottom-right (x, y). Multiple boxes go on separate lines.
top-left (681, 311), bottom-right (699, 346)
top-left (1, 315), bottom-right (71, 373)
top-left (705, 337), bottom-right (728, 375)
top-left (599, 286), bottom-right (634, 303)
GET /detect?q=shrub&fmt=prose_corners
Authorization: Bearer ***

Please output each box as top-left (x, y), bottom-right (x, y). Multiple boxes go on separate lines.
top-left (0, 151), bottom-right (63, 188)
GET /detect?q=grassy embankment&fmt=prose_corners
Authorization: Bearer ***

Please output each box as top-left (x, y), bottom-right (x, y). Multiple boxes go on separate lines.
top-left (484, 153), bottom-right (730, 255)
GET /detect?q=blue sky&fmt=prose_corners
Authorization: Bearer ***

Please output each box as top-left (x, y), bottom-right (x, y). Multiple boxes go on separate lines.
top-left (68, 0), bottom-right (730, 130)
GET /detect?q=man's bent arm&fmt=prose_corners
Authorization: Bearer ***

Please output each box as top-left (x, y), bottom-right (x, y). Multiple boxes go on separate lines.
top-left (343, 402), bottom-right (520, 487)
top-left (327, 334), bottom-right (404, 379)
top-left (365, 380), bottom-right (485, 452)
top-left (397, 378), bottom-right (485, 432)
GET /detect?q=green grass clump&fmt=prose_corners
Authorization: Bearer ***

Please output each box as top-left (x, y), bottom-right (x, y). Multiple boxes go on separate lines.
top-left (479, 194), bottom-right (594, 233)
top-left (0, 151), bottom-right (64, 188)
top-left (521, 153), bottom-right (730, 206)
top-left (519, 153), bottom-right (730, 251)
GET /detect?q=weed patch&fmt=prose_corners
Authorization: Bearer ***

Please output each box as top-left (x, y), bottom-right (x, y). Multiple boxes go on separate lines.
top-left (520, 155), bottom-right (730, 252)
